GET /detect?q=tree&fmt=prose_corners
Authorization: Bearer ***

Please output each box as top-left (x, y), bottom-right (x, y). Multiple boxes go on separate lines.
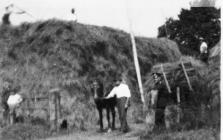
top-left (158, 7), bottom-right (220, 56)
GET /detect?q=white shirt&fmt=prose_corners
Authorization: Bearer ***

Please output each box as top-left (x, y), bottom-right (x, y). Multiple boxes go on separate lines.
top-left (7, 94), bottom-right (23, 107)
top-left (200, 42), bottom-right (208, 53)
top-left (107, 83), bottom-right (131, 98)
top-left (70, 14), bottom-right (77, 22)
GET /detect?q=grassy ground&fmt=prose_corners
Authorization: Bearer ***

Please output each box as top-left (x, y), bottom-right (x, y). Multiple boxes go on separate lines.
top-left (41, 122), bottom-right (146, 140)
top-left (39, 123), bottom-right (219, 140)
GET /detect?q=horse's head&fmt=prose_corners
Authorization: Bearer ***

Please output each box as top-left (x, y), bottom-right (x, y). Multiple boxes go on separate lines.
top-left (91, 79), bottom-right (104, 99)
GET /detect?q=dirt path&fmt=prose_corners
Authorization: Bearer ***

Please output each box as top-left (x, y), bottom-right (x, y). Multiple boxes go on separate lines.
top-left (43, 123), bottom-right (146, 140)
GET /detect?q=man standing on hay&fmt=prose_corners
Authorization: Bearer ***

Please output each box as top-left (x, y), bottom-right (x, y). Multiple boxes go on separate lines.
top-left (105, 76), bottom-right (131, 133)
top-left (2, 4), bottom-right (25, 25)
top-left (199, 37), bottom-right (208, 64)
top-left (71, 8), bottom-right (77, 22)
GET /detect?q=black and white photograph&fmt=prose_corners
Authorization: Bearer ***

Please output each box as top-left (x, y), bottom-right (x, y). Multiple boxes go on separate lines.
top-left (0, 0), bottom-right (221, 139)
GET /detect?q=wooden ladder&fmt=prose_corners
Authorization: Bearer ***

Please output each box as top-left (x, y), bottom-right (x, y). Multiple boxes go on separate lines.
top-left (160, 64), bottom-right (172, 93)
top-left (180, 60), bottom-right (194, 91)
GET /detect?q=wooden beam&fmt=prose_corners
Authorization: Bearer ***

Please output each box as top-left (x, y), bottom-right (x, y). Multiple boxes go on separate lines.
top-left (126, 9), bottom-right (145, 105)
top-left (176, 87), bottom-right (180, 104)
top-left (180, 60), bottom-right (193, 91)
top-left (161, 64), bottom-right (171, 93)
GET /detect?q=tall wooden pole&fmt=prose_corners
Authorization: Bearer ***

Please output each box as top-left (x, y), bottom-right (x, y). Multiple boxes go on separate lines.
top-left (129, 27), bottom-right (145, 104)
top-left (125, 1), bottom-right (145, 105)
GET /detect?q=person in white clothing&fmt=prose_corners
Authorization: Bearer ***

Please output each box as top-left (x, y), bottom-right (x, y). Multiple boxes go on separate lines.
top-left (200, 41), bottom-right (208, 54)
top-left (2, 4), bottom-right (25, 25)
top-left (71, 8), bottom-right (77, 22)
top-left (7, 92), bottom-right (23, 124)
top-left (199, 38), bottom-right (209, 63)
top-left (105, 77), bottom-right (131, 133)
top-left (7, 93), bottom-right (23, 107)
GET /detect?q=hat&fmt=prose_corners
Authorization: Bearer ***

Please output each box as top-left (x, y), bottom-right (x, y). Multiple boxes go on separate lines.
top-left (152, 73), bottom-right (162, 76)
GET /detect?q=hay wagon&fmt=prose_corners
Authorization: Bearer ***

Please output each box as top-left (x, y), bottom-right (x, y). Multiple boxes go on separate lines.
top-left (151, 59), bottom-right (197, 95)
top-left (145, 58), bottom-right (201, 130)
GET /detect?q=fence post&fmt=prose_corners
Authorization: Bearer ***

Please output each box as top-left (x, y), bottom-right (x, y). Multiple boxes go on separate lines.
top-left (54, 92), bottom-right (58, 132)
top-left (49, 88), bottom-right (60, 133)
top-left (176, 87), bottom-right (181, 123)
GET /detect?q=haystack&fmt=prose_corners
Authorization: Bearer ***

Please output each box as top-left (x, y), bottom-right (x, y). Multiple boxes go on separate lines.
top-left (0, 19), bottom-right (181, 100)
top-left (0, 19), bottom-right (182, 130)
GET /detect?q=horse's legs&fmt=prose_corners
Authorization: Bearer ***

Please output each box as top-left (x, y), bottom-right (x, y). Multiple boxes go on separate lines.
top-left (106, 108), bottom-right (111, 129)
top-left (98, 108), bottom-right (103, 130)
top-left (111, 107), bottom-right (116, 130)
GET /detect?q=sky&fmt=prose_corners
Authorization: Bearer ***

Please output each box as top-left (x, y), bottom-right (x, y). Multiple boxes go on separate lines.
top-left (0, 0), bottom-right (221, 37)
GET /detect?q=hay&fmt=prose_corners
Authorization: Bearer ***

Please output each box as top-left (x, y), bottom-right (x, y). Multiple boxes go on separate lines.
top-left (0, 19), bottom-right (181, 100)
top-left (209, 42), bottom-right (220, 58)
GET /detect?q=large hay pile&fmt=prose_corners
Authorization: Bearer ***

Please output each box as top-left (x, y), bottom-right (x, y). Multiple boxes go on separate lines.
top-left (0, 19), bottom-right (181, 129)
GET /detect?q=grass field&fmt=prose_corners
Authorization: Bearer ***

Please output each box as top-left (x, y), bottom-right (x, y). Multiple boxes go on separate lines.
top-left (41, 122), bottom-right (146, 140)
top-left (39, 123), bottom-right (219, 140)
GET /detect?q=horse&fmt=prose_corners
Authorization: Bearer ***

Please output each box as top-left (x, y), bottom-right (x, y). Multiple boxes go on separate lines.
top-left (91, 79), bottom-right (116, 132)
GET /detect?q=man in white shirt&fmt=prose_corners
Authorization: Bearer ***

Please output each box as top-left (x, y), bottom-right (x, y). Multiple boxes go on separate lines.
top-left (105, 77), bottom-right (131, 133)
top-left (199, 38), bottom-right (208, 63)
top-left (71, 8), bottom-right (77, 22)
top-left (200, 41), bottom-right (208, 54)
top-left (2, 4), bottom-right (25, 25)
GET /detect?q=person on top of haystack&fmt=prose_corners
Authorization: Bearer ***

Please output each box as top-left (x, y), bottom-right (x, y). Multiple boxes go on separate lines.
top-left (71, 8), bottom-right (77, 22)
top-left (199, 37), bottom-right (209, 64)
top-left (2, 4), bottom-right (25, 25)
top-left (105, 75), bottom-right (131, 133)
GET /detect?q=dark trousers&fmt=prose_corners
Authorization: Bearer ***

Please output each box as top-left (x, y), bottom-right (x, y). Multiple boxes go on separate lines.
top-left (200, 53), bottom-right (208, 63)
top-left (116, 97), bottom-right (129, 132)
